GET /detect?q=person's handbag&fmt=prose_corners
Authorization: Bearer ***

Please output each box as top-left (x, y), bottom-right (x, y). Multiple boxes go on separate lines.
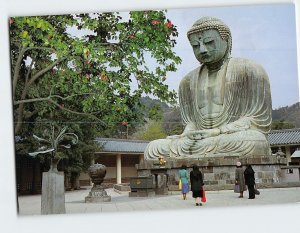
top-left (178, 179), bottom-right (182, 190)
top-left (234, 184), bottom-right (240, 193)
top-left (201, 188), bottom-right (206, 203)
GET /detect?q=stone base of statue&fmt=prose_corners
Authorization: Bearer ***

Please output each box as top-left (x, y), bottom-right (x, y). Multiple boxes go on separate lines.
top-left (138, 156), bottom-right (288, 191)
top-left (41, 171), bottom-right (65, 215)
top-left (85, 186), bottom-right (111, 202)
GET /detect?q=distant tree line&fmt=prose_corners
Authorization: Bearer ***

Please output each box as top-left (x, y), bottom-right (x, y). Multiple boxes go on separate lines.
top-left (132, 99), bottom-right (300, 140)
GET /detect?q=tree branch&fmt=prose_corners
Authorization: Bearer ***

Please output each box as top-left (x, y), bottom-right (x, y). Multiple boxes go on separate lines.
top-left (50, 93), bottom-right (97, 101)
top-left (14, 94), bottom-right (106, 126)
top-left (12, 47), bottom-right (27, 98)
top-left (47, 99), bottom-right (106, 126)
top-left (12, 47), bottom-right (57, 98)
top-left (14, 93), bottom-right (97, 105)
top-left (27, 58), bottom-right (64, 87)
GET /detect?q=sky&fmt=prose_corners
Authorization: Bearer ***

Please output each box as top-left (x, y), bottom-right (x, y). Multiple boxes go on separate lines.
top-left (160, 4), bottom-right (299, 109)
top-left (69, 4), bottom-right (299, 109)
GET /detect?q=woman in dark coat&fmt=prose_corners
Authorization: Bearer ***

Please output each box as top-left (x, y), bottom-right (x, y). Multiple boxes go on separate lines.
top-left (190, 165), bottom-right (204, 206)
top-left (244, 165), bottom-right (256, 199)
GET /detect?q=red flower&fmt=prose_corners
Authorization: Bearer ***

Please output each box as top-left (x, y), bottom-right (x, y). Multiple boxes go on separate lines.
top-left (100, 74), bottom-right (109, 81)
top-left (165, 21), bottom-right (173, 28)
top-left (129, 35), bottom-right (135, 39)
top-left (121, 121), bottom-right (128, 126)
top-left (9, 18), bottom-right (14, 25)
top-left (151, 20), bottom-right (159, 25)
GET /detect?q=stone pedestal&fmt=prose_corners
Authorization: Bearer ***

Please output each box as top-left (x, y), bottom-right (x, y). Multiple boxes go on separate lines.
top-left (85, 186), bottom-right (111, 202)
top-left (137, 156), bottom-right (288, 191)
top-left (151, 168), bottom-right (168, 195)
top-left (41, 171), bottom-right (65, 215)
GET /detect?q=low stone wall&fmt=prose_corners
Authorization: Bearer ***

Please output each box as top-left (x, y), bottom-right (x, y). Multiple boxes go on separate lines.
top-left (113, 183), bottom-right (131, 192)
top-left (136, 156), bottom-right (289, 191)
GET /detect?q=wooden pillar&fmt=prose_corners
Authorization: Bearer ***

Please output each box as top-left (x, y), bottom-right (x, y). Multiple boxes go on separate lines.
top-left (116, 154), bottom-right (122, 184)
top-left (139, 154), bottom-right (144, 164)
top-left (285, 146), bottom-right (291, 165)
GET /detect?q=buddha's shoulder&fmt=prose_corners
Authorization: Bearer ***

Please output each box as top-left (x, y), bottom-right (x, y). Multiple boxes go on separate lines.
top-left (229, 57), bottom-right (266, 71)
top-left (180, 66), bottom-right (201, 84)
top-left (228, 57), bottom-right (269, 81)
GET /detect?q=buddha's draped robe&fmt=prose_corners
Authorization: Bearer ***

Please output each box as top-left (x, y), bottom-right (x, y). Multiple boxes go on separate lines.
top-left (144, 58), bottom-right (272, 159)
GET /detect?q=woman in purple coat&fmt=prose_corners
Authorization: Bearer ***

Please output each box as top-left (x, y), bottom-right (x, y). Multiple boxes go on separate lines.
top-left (178, 164), bottom-right (189, 200)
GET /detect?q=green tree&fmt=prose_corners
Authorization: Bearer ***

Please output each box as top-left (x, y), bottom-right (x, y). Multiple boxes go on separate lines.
top-left (9, 11), bottom-right (181, 191)
top-left (10, 11), bottom-right (181, 188)
top-left (271, 119), bottom-right (295, 130)
top-left (132, 120), bottom-right (167, 141)
top-left (10, 11), bottom-right (181, 137)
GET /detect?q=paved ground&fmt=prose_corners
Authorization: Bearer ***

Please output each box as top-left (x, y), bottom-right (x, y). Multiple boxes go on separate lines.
top-left (18, 186), bottom-right (300, 215)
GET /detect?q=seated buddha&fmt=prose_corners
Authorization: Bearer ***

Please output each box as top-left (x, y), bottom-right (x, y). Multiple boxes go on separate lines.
top-left (144, 17), bottom-right (272, 159)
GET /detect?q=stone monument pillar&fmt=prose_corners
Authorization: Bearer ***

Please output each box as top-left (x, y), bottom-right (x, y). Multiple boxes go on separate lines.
top-left (41, 158), bottom-right (65, 215)
top-left (85, 163), bottom-right (111, 202)
top-left (41, 171), bottom-right (65, 214)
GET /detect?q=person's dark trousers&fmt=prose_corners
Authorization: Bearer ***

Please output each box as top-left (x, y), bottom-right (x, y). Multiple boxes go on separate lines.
top-left (247, 185), bottom-right (255, 199)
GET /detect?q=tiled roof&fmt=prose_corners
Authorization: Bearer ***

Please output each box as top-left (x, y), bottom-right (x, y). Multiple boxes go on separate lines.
top-left (95, 138), bottom-right (149, 153)
top-left (95, 128), bottom-right (300, 153)
top-left (268, 128), bottom-right (300, 146)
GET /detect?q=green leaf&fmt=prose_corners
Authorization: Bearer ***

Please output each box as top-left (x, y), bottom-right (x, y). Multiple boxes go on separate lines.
top-left (21, 31), bottom-right (28, 38)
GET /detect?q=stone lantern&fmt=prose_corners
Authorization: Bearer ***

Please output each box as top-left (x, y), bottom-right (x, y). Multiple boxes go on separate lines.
top-left (85, 163), bottom-right (111, 202)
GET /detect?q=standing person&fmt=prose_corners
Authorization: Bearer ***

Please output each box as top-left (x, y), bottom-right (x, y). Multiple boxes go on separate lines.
top-left (178, 165), bottom-right (189, 200)
top-left (190, 165), bottom-right (204, 206)
top-left (235, 161), bottom-right (246, 198)
top-left (244, 165), bottom-right (256, 199)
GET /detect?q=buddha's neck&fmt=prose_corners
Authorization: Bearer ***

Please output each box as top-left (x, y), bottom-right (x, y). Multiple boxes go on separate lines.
top-left (206, 56), bottom-right (229, 72)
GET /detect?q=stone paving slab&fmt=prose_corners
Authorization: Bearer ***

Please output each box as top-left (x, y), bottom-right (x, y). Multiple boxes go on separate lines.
top-left (18, 186), bottom-right (300, 216)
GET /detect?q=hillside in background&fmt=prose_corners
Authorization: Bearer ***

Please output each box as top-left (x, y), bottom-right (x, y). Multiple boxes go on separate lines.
top-left (142, 97), bottom-right (300, 132)
top-left (140, 96), bottom-right (170, 112)
top-left (272, 102), bottom-right (300, 128)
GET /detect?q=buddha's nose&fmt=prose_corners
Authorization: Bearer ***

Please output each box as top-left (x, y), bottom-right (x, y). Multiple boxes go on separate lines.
top-left (199, 45), bottom-right (208, 54)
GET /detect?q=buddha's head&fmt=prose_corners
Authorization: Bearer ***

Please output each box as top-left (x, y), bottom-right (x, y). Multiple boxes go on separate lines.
top-left (187, 17), bottom-right (232, 65)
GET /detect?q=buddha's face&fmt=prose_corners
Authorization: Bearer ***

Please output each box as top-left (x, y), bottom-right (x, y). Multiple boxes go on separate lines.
top-left (189, 29), bottom-right (228, 65)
